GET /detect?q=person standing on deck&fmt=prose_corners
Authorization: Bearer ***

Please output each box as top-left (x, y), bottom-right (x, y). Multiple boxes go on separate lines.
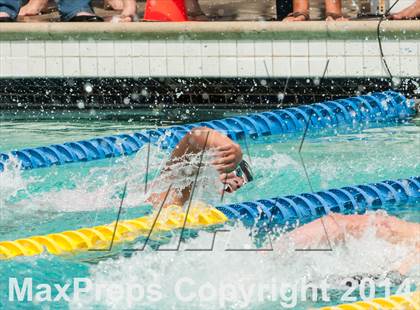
top-left (0, 0), bottom-right (104, 21)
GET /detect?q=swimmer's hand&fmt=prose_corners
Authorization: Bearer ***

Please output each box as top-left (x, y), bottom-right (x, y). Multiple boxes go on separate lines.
top-left (212, 144), bottom-right (242, 173)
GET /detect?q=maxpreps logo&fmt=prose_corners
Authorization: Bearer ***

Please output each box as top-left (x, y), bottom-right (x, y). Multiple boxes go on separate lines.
top-left (8, 277), bottom-right (162, 306)
top-left (8, 278), bottom-right (90, 303)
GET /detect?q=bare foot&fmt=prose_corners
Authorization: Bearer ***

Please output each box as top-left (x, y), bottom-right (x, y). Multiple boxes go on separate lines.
top-left (19, 0), bottom-right (48, 16)
top-left (105, 0), bottom-right (124, 11)
top-left (108, 0), bottom-right (137, 22)
top-left (282, 12), bottom-right (309, 21)
top-left (283, 15), bottom-right (308, 21)
top-left (390, 0), bottom-right (420, 19)
top-left (325, 16), bottom-right (349, 21)
top-left (325, 12), bottom-right (348, 21)
top-left (0, 12), bottom-right (11, 17)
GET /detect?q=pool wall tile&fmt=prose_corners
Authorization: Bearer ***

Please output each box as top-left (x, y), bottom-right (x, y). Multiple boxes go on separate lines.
top-left (63, 57), bottom-right (80, 76)
top-left (132, 57), bottom-right (150, 77)
top-left (291, 57), bottom-right (309, 76)
top-left (45, 41), bottom-right (62, 57)
top-left (98, 57), bottom-right (115, 76)
top-left (149, 41), bottom-right (166, 57)
top-left (363, 56), bottom-right (383, 76)
top-left (149, 57), bottom-right (167, 76)
top-left (184, 57), bottom-right (202, 76)
top-left (381, 41), bottom-right (400, 56)
top-left (327, 41), bottom-right (345, 56)
top-left (290, 41), bottom-right (309, 57)
top-left (28, 57), bottom-right (46, 76)
top-left (62, 42), bottom-right (80, 57)
top-left (237, 57), bottom-right (255, 76)
top-left (399, 41), bottom-right (418, 56)
top-left (1, 38), bottom-right (419, 78)
top-left (400, 56), bottom-right (419, 76)
top-left (237, 41), bottom-right (255, 57)
top-left (201, 57), bottom-right (220, 76)
top-left (272, 41), bottom-right (290, 56)
top-left (363, 41), bottom-right (380, 56)
top-left (344, 40), bottom-right (363, 56)
top-left (309, 57), bottom-right (328, 76)
top-left (328, 57), bottom-right (346, 77)
top-left (80, 57), bottom-right (98, 77)
top-left (309, 41), bottom-right (327, 57)
top-left (219, 57), bottom-right (237, 77)
top-left (96, 41), bottom-right (114, 57)
top-left (183, 41), bottom-right (201, 57)
top-left (254, 41), bottom-right (272, 57)
top-left (0, 58), bottom-right (11, 76)
top-left (219, 41), bottom-right (237, 57)
top-left (10, 41), bottom-right (29, 58)
top-left (201, 41), bottom-right (219, 57)
top-left (166, 41), bottom-right (184, 57)
top-left (345, 56), bottom-right (364, 76)
top-left (255, 57), bottom-right (272, 77)
top-left (132, 41), bottom-right (149, 56)
top-left (115, 57), bottom-right (133, 76)
top-left (385, 56), bottom-right (401, 77)
top-left (45, 57), bottom-right (63, 77)
top-left (114, 40), bottom-right (132, 56)
top-left (0, 41), bottom-right (11, 57)
top-left (11, 57), bottom-right (29, 77)
top-left (167, 57), bottom-right (184, 76)
top-left (273, 57), bottom-right (291, 77)
top-left (79, 42), bottom-right (97, 57)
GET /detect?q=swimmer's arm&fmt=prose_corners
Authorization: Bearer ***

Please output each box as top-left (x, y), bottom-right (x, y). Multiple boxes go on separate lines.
top-left (147, 127), bottom-right (242, 208)
top-left (170, 127), bottom-right (243, 172)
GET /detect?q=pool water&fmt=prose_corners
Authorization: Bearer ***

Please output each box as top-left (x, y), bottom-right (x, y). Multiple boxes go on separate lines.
top-left (0, 111), bottom-right (419, 309)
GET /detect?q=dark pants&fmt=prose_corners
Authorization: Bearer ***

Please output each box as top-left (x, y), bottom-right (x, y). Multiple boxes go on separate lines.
top-left (0, 0), bottom-right (94, 20)
top-left (276, 0), bottom-right (293, 20)
top-left (0, 0), bottom-right (21, 19)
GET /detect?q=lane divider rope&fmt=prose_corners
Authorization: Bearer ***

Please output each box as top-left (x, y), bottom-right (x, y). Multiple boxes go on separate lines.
top-left (319, 290), bottom-right (420, 309)
top-left (215, 176), bottom-right (420, 226)
top-left (0, 91), bottom-right (414, 172)
top-left (1, 176), bottom-right (418, 260)
top-left (0, 204), bottom-right (227, 260)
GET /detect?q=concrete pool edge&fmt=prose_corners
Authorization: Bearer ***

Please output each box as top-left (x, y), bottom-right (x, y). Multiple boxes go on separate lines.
top-left (0, 21), bottom-right (419, 41)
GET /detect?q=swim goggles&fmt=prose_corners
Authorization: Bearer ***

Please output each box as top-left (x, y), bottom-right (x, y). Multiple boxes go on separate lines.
top-left (234, 160), bottom-right (254, 184)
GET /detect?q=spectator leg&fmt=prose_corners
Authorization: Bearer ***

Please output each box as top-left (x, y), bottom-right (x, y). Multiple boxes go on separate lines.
top-left (0, 0), bottom-right (22, 19)
top-left (55, 0), bottom-right (94, 21)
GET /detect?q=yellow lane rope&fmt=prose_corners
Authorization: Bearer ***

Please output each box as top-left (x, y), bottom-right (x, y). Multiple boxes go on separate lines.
top-left (0, 204), bottom-right (228, 260)
top-left (319, 290), bottom-right (420, 310)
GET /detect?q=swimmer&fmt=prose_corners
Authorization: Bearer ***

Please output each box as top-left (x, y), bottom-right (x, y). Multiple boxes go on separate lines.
top-left (283, 212), bottom-right (420, 275)
top-left (147, 127), bottom-right (419, 275)
top-left (147, 127), bottom-right (253, 208)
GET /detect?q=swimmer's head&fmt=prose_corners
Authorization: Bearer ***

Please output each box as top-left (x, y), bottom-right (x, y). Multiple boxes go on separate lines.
top-left (224, 160), bottom-right (253, 193)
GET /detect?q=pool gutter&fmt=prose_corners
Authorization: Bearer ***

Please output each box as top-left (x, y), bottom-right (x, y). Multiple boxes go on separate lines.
top-left (0, 20), bottom-right (419, 41)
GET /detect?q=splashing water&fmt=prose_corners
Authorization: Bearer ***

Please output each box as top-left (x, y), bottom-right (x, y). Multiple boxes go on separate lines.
top-left (0, 120), bottom-right (419, 309)
top-left (69, 218), bottom-right (418, 310)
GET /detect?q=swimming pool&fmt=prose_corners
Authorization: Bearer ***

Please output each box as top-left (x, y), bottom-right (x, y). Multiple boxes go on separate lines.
top-left (0, 103), bottom-right (419, 309)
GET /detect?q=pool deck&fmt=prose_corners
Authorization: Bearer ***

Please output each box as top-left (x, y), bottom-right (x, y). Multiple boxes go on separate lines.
top-left (0, 20), bottom-right (419, 40)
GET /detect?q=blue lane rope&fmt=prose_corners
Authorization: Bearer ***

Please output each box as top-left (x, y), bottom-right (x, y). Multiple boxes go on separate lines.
top-left (0, 91), bottom-right (414, 172)
top-left (215, 176), bottom-right (420, 227)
